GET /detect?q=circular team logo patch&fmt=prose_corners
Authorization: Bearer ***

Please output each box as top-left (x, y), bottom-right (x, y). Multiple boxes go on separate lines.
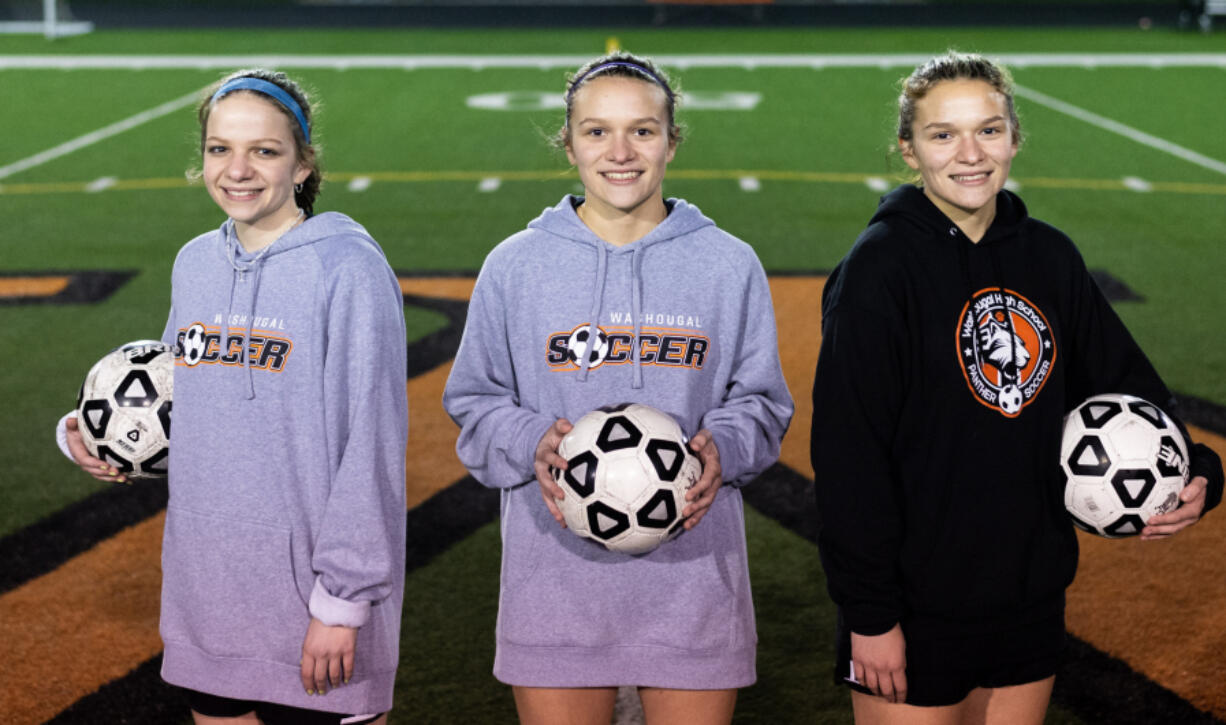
top-left (956, 288), bottom-right (1056, 418)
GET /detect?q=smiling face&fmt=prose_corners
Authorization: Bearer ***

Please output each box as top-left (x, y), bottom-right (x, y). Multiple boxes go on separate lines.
top-left (202, 92), bottom-right (310, 239)
top-left (565, 76), bottom-right (676, 236)
top-left (899, 78), bottom-right (1019, 238)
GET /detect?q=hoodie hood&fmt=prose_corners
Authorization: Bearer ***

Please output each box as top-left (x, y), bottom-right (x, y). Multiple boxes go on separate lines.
top-left (526, 194), bottom-right (716, 248)
top-left (219, 211), bottom-right (380, 399)
top-left (872, 184), bottom-right (1033, 392)
top-left (525, 195), bottom-right (715, 388)
top-left (868, 183), bottom-right (1029, 245)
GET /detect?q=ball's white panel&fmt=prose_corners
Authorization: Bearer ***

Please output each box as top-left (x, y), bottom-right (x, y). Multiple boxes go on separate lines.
top-left (603, 455), bottom-right (650, 505)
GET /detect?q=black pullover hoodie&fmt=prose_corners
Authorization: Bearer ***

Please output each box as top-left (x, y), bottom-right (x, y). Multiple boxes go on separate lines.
top-left (811, 184), bottom-right (1223, 639)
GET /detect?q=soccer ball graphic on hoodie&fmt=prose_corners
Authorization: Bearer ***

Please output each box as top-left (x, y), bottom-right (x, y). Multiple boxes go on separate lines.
top-left (77, 340), bottom-right (173, 480)
top-left (1060, 393), bottom-right (1188, 538)
top-left (552, 403), bottom-right (701, 555)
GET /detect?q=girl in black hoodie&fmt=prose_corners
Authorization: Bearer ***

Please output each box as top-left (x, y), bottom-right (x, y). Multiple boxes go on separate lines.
top-left (811, 52), bottom-right (1223, 724)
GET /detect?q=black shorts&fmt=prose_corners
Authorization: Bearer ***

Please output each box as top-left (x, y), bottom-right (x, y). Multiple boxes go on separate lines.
top-left (182, 687), bottom-right (383, 725)
top-left (832, 608), bottom-right (1065, 707)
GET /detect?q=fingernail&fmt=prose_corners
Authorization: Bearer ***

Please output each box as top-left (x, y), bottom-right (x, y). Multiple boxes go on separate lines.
top-left (306, 689), bottom-right (314, 695)
top-left (344, 677), bottom-right (351, 684)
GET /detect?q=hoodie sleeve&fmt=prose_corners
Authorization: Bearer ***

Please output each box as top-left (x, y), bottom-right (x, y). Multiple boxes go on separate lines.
top-left (308, 249), bottom-right (408, 628)
top-left (1062, 240), bottom-right (1223, 514)
top-left (699, 255), bottom-right (794, 486)
top-left (443, 260), bottom-right (556, 489)
top-left (810, 265), bottom-right (907, 636)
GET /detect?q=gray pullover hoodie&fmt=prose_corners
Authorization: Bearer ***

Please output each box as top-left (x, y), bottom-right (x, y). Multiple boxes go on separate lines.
top-left (158, 212), bottom-right (407, 714)
top-left (443, 196), bottom-right (793, 688)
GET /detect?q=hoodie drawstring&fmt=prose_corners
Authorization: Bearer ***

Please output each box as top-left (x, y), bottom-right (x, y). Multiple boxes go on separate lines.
top-left (577, 244), bottom-right (645, 389)
top-left (578, 243), bottom-right (608, 382)
top-left (223, 221), bottom-right (281, 400)
top-left (989, 250), bottom-right (1021, 387)
top-left (630, 247), bottom-right (644, 389)
top-left (242, 263), bottom-right (264, 400)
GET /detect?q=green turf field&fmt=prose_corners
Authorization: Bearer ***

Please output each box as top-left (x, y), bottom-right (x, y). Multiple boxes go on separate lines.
top-left (2, 26), bottom-right (1223, 724)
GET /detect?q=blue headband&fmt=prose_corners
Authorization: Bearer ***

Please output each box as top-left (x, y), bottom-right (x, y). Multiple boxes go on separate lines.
top-left (211, 77), bottom-right (311, 144)
top-left (566, 61), bottom-right (674, 102)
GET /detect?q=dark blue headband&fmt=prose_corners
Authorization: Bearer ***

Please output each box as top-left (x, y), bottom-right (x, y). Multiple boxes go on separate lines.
top-left (566, 61), bottom-right (674, 102)
top-left (211, 77), bottom-right (311, 144)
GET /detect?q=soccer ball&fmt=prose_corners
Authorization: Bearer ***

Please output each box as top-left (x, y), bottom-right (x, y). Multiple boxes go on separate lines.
top-left (999, 384), bottom-right (1023, 415)
top-left (552, 403), bottom-right (701, 555)
top-left (566, 325), bottom-right (608, 367)
top-left (1060, 393), bottom-right (1188, 538)
top-left (76, 340), bottom-right (174, 480)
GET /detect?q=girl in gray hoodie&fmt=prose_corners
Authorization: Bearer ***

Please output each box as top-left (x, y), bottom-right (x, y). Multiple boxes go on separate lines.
top-left (443, 52), bottom-right (793, 724)
top-left (60, 69), bottom-right (407, 725)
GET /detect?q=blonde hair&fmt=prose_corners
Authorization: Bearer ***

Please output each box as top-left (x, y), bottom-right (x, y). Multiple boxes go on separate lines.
top-left (897, 51), bottom-right (1022, 146)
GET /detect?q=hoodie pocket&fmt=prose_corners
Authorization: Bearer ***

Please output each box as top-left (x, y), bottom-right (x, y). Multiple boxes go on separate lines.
top-left (161, 506), bottom-right (307, 664)
top-left (500, 488), bottom-right (750, 654)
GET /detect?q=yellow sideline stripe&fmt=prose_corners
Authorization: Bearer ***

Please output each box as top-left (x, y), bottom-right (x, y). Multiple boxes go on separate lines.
top-left (1, 171), bottom-right (1224, 196)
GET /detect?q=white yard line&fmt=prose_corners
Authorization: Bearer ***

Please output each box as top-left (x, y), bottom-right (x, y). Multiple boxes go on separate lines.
top-left (0, 88), bottom-right (201, 181)
top-left (1014, 84), bottom-right (1226, 177)
top-left (1, 53), bottom-right (1224, 71)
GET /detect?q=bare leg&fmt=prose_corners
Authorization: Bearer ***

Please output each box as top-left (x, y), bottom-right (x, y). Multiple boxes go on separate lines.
top-left (851, 676), bottom-right (1054, 725)
top-left (851, 691), bottom-right (961, 725)
top-left (638, 688), bottom-right (737, 725)
top-left (512, 686), bottom-right (618, 725)
top-left (962, 676), bottom-right (1054, 725)
top-left (192, 713), bottom-right (260, 725)
top-left (193, 709), bottom-right (388, 725)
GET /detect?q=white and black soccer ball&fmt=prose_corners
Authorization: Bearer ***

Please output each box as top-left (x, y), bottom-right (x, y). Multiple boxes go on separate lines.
top-left (76, 340), bottom-right (174, 480)
top-left (999, 384), bottom-right (1023, 416)
top-left (1060, 393), bottom-right (1188, 538)
top-left (566, 326), bottom-right (608, 367)
top-left (552, 403), bottom-right (701, 555)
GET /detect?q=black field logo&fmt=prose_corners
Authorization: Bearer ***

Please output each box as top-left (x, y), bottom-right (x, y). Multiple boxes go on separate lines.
top-left (957, 287), bottom-right (1057, 418)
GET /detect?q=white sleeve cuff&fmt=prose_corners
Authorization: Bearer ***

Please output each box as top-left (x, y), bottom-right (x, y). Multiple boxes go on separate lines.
top-left (55, 411), bottom-right (76, 463)
top-left (308, 576), bottom-right (371, 628)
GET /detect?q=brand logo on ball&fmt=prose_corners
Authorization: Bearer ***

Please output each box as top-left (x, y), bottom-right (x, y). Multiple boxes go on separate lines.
top-left (956, 288), bottom-right (1056, 417)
